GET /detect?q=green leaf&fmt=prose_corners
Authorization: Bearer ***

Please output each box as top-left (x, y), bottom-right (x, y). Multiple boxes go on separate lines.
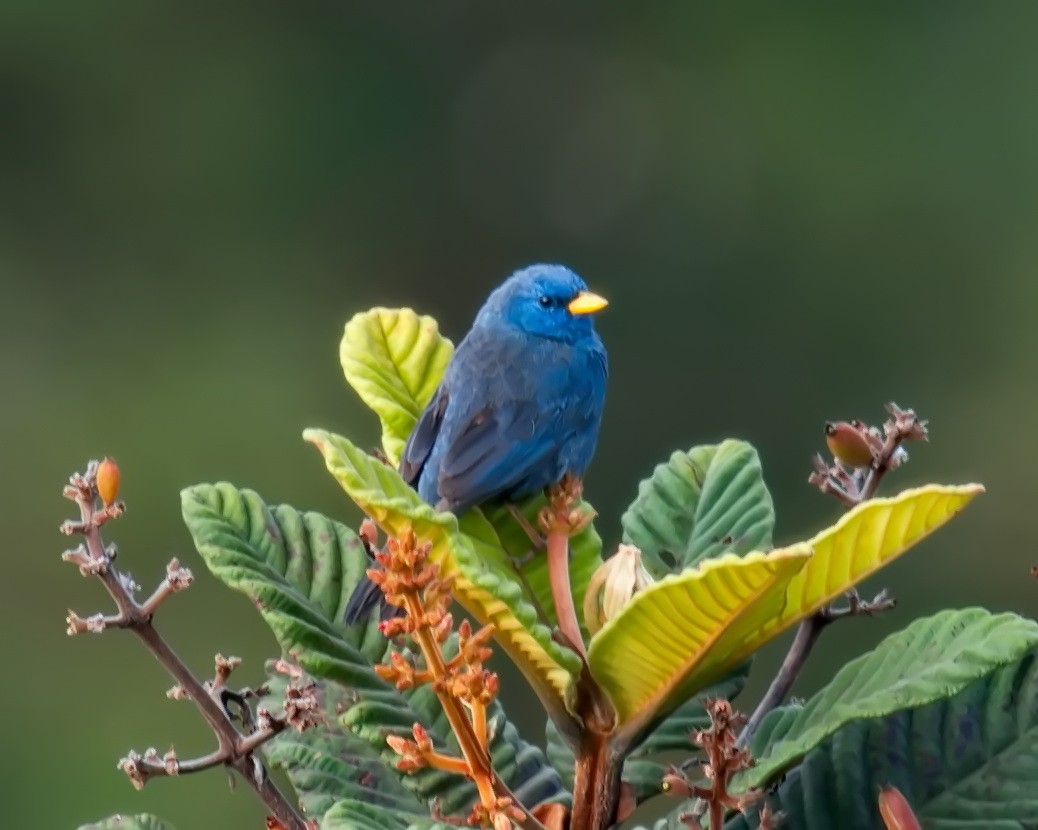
top-left (182, 483), bottom-right (565, 815)
top-left (544, 718), bottom-right (575, 791)
top-left (303, 429), bottom-right (583, 706)
top-left (724, 648), bottom-right (1038, 829)
top-left (181, 482), bottom-right (387, 664)
top-left (586, 546), bottom-right (813, 744)
top-left (340, 307), bottom-right (454, 466)
top-left (620, 441), bottom-right (775, 576)
top-left (76, 818), bottom-right (175, 830)
top-left (739, 608), bottom-right (1038, 792)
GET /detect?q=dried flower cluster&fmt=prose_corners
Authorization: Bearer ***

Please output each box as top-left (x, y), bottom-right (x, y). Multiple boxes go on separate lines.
top-left (368, 524), bottom-right (525, 830)
top-left (661, 699), bottom-right (775, 829)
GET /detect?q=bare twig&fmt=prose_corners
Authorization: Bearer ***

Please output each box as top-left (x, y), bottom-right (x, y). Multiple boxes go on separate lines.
top-left (740, 404), bottom-right (926, 750)
top-left (61, 460), bottom-right (317, 830)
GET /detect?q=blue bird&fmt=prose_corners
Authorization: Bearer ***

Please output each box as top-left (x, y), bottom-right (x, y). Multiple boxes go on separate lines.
top-left (344, 263), bottom-right (609, 624)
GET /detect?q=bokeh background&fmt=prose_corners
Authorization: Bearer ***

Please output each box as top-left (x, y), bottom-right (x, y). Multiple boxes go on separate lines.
top-left (4, 3), bottom-right (1037, 828)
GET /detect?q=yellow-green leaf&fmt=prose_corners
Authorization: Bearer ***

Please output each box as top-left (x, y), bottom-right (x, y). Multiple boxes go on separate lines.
top-left (723, 484), bottom-right (984, 669)
top-left (340, 308), bottom-right (454, 465)
top-left (586, 546), bottom-right (813, 741)
top-left (303, 428), bottom-right (582, 711)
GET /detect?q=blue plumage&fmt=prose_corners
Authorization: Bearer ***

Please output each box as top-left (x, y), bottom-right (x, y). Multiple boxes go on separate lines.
top-left (344, 263), bottom-right (609, 624)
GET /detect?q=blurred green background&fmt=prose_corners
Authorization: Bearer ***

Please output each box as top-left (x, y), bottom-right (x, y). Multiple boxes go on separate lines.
top-left (4, 3), bottom-right (1036, 828)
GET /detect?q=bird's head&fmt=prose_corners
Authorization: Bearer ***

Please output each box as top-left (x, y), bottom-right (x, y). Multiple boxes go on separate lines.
top-left (479, 263), bottom-right (608, 344)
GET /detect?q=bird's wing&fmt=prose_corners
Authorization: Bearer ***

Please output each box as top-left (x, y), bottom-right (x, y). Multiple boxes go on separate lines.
top-left (435, 396), bottom-right (558, 514)
top-left (399, 384), bottom-right (449, 487)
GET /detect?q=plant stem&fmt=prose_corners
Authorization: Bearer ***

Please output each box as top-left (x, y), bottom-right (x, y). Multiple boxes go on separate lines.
top-left (710, 799), bottom-right (724, 830)
top-left (546, 527), bottom-right (586, 658)
top-left (569, 732), bottom-right (621, 830)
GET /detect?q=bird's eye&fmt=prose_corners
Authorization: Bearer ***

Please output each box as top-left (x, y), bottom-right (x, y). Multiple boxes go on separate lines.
top-left (538, 296), bottom-right (552, 308)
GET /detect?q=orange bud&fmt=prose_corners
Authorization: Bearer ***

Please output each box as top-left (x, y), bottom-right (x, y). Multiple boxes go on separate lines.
top-left (878, 785), bottom-right (921, 830)
top-left (96, 457), bottom-right (121, 506)
top-left (824, 421), bottom-right (875, 469)
top-left (411, 722), bottom-right (433, 751)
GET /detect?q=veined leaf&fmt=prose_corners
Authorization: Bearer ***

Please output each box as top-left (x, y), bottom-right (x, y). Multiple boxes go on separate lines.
top-left (723, 649), bottom-right (1038, 829)
top-left (181, 483), bottom-right (564, 815)
top-left (77, 817), bottom-right (175, 830)
top-left (724, 484), bottom-right (983, 670)
top-left (621, 441), bottom-right (775, 577)
top-left (586, 546), bottom-right (813, 742)
top-left (181, 482), bottom-right (386, 664)
top-left (340, 307), bottom-right (454, 466)
top-left (303, 429), bottom-right (583, 707)
top-left (740, 608), bottom-right (1038, 790)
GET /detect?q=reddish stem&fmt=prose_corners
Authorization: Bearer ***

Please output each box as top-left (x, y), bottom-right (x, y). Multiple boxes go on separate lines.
top-left (546, 528), bottom-right (586, 658)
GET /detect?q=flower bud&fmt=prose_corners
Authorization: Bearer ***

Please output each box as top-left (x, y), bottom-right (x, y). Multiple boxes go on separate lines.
top-left (824, 421), bottom-right (875, 468)
top-left (96, 457), bottom-right (121, 506)
top-left (583, 544), bottom-right (655, 635)
top-left (878, 785), bottom-right (921, 830)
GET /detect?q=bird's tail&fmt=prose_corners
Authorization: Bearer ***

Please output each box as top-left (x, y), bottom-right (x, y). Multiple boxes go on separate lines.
top-left (343, 572), bottom-right (404, 625)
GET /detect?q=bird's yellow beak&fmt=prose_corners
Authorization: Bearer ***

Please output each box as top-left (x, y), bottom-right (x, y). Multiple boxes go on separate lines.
top-left (568, 291), bottom-right (609, 315)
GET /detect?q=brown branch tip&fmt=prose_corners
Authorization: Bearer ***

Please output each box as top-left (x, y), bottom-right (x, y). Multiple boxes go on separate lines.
top-left (662, 698), bottom-right (780, 830)
top-left (810, 401), bottom-right (929, 505)
top-left (369, 525), bottom-right (540, 830)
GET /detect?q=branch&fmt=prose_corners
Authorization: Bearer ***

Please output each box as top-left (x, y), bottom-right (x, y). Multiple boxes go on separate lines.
top-left (739, 403), bottom-right (925, 749)
top-left (60, 460), bottom-right (317, 830)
